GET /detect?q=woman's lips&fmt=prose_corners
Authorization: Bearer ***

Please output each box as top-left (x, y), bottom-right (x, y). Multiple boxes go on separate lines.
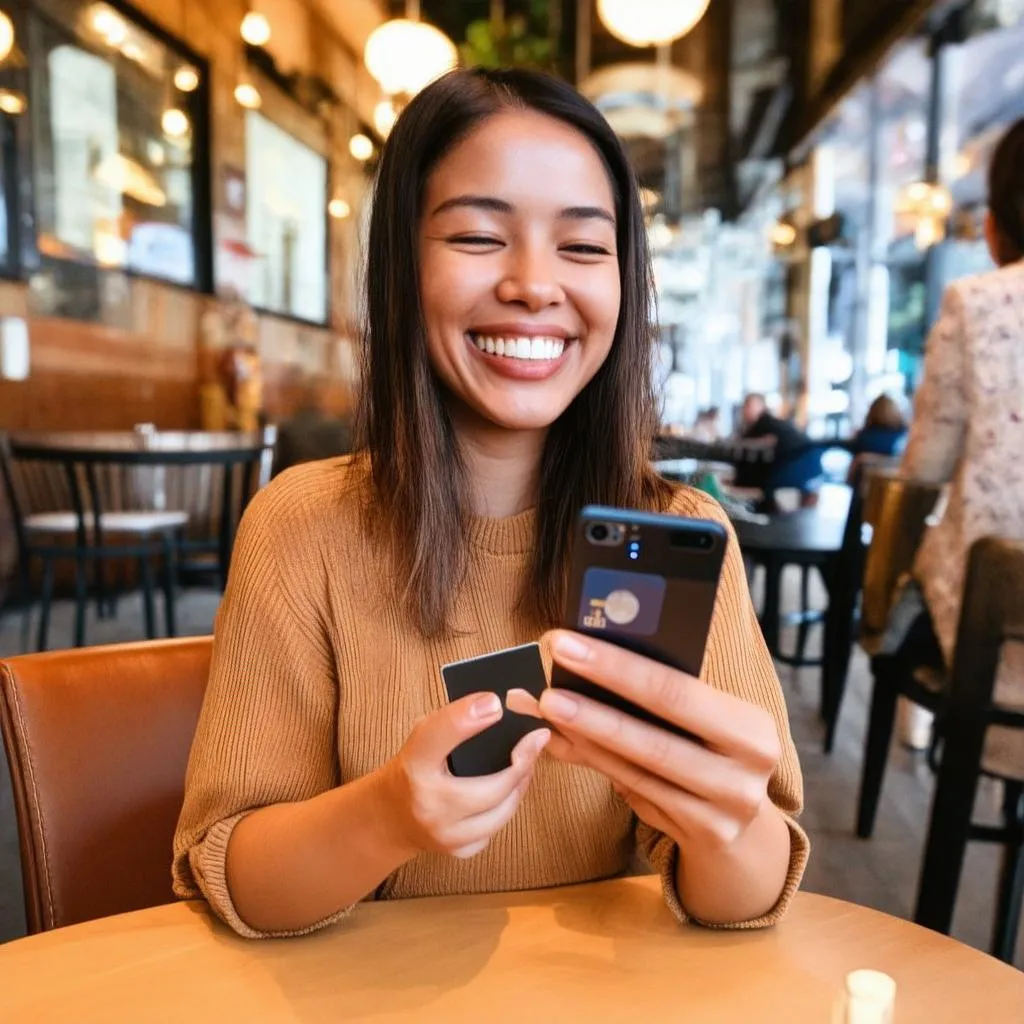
top-left (465, 332), bottom-right (572, 381)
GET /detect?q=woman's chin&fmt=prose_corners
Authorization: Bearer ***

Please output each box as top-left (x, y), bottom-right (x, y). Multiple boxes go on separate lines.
top-left (464, 394), bottom-right (573, 433)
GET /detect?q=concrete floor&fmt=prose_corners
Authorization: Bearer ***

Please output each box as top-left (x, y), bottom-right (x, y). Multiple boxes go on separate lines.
top-left (1, 570), bottom-right (1021, 968)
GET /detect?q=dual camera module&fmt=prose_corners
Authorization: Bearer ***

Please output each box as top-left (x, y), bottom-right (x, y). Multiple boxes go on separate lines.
top-left (584, 521), bottom-right (716, 551)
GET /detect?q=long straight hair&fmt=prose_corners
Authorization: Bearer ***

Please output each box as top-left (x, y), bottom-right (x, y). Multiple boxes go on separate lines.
top-left (989, 118), bottom-right (1024, 266)
top-left (358, 67), bottom-right (672, 636)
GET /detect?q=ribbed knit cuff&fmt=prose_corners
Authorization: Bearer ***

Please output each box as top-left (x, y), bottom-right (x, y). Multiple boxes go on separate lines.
top-left (185, 813), bottom-right (355, 939)
top-left (651, 813), bottom-right (810, 929)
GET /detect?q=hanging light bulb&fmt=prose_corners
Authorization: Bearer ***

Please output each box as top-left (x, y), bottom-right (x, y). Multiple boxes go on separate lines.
top-left (91, 5), bottom-right (127, 46)
top-left (328, 198), bottom-right (351, 220)
top-left (161, 108), bottom-right (190, 138)
top-left (234, 81), bottom-right (262, 110)
top-left (597, 0), bottom-right (710, 47)
top-left (0, 12), bottom-right (15, 63)
top-left (0, 89), bottom-right (27, 116)
top-left (241, 11), bottom-right (271, 47)
top-left (364, 18), bottom-right (457, 96)
top-left (174, 65), bottom-right (200, 92)
top-left (374, 98), bottom-right (398, 138)
top-left (349, 133), bottom-right (374, 162)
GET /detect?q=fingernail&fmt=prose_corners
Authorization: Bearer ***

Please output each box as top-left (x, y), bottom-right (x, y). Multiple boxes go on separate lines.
top-left (552, 632), bottom-right (591, 662)
top-left (506, 689), bottom-right (542, 717)
top-left (541, 690), bottom-right (579, 722)
top-left (529, 728), bottom-right (551, 754)
top-left (472, 693), bottom-right (502, 719)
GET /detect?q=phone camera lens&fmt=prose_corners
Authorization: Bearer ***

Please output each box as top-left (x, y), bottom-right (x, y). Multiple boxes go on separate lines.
top-left (589, 523), bottom-right (609, 542)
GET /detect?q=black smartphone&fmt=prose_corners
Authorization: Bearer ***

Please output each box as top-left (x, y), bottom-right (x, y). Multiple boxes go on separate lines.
top-left (441, 643), bottom-right (548, 777)
top-left (551, 505), bottom-right (727, 737)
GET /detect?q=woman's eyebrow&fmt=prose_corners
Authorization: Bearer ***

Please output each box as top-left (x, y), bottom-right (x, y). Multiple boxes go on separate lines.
top-left (430, 195), bottom-right (615, 225)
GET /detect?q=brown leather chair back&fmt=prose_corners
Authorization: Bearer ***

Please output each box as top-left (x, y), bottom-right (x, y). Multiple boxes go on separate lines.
top-left (0, 636), bottom-right (211, 932)
top-left (860, 470), bottom-right (942, 638)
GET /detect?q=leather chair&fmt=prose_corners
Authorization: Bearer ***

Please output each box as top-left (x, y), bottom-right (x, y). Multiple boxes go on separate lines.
top-left (0, 636), bottom-right (211, 932)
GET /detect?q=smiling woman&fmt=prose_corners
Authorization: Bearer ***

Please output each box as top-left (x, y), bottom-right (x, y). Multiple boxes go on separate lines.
top-left (173, 68), bottom-right (807, 942)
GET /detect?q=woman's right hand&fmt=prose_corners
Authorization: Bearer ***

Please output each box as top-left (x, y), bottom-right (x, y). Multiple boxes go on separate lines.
top-left (380, 693), bottom-right (550, 860)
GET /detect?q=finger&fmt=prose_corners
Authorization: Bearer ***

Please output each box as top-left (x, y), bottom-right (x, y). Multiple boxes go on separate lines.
top-left (440, 728), bottom-right (550, 817)
top-left (545, 630), bottom-right (779, 763)
top-left (547, 728), bottom-right (748, 846)
top-left (447, 774), bottom-right (531, 854)
top-left (506, 688), bottom-right (543, 718)
top-left (406, 692), bottom-right (504, 766)
top-left (538, 688), bottom-right (749, 805)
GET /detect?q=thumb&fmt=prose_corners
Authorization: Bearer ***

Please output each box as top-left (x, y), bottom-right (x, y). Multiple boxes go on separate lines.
top-left (405, 692), bottom-right (504, 767)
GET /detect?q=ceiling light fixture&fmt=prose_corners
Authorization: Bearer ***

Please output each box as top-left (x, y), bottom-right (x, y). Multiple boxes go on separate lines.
top-left (597, 0), bottom-right (710, 47)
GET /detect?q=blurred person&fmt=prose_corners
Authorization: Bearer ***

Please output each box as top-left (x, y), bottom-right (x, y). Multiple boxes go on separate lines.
top-left (174, 68), bottom-right (806, 939)
top-left (846, 394), bottom-right (909, 485)
top-left (893, 118), bottom-right (1024, 737)
top-left (692, 405), bottom-right (722, 442)
top-left (734, 393), bottom-right (818, 511)
top-left (271, 376), bottom-right (354, 476)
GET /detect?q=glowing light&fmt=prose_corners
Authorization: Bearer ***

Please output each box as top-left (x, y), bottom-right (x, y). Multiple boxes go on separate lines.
top-left (161, 108), bottom-right (190, 138)
top-left (328, 198), bottom-right (351, 220)
top-left (349, 133), bottom-right (374, 162)
top-left (597, 0), bottom-right (710, 47)
top-left (174, 66), bottom-right (200, 92)
top-left (241, 12), bottom-right (271, 47)
top-left (364, 19), bottom-right (457, 96)
top-left (234, 82), bottom-right (262, 110)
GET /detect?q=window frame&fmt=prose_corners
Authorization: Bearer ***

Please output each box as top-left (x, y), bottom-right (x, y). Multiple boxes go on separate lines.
top-left (4, 0), bottom-right (213, 293)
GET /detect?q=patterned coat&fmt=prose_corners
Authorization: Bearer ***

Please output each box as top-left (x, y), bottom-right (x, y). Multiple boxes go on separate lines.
top-left (903, 260), bottom-right (1024, 667)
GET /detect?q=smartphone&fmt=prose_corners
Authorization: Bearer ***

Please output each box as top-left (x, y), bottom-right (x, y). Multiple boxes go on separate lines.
top-left (551, 505), bottom-right (727, 737)
top-left (441, 643), bottom-right (548, 777)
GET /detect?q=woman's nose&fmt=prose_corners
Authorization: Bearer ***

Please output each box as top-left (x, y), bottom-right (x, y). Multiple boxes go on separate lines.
top-left (495, 248), bottom-right (565, 311)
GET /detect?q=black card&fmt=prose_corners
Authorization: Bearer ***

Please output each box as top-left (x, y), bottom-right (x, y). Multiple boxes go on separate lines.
top-left (441, 642), bottom-right (548, 777)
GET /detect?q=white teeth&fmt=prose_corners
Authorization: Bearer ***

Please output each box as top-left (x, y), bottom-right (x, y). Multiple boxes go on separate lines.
top-left (471, 334), bottom-right (569, 360)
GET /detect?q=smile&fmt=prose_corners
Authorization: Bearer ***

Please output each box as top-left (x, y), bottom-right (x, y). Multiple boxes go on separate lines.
top-left (468, 333), bottom-right (567, 361)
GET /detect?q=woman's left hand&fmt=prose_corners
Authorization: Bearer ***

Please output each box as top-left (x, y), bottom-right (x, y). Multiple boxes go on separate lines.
top-left (509, 630), bottom-right (782, 853)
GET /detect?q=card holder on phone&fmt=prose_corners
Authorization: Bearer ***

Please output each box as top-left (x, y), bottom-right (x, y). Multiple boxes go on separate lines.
top-left (441, 642), bottom-right (547, 777)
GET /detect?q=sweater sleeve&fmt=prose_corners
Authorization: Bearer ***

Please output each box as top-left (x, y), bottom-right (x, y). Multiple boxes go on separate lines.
top-left (172, 471), bottom-right (344, 938)
top-left (902, 284), bottom-right (968, 486)
top-left (635, 490), bottom-right (809, 928)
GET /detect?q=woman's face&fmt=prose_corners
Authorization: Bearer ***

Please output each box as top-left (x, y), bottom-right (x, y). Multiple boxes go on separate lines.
top-left (419, 110), bottom-right (621, 432)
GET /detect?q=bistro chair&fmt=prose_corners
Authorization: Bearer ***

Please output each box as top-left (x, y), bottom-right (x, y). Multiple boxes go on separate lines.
top-left (912, 538), bottom-right (1024, 964)
top-left (0, 636), bottom-right (212, 932)
top-left (854, 473), bottom-right (942, 837)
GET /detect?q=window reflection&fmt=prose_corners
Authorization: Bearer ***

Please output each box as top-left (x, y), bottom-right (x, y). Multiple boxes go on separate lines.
top-left (244, 110), bottom-right (328, 324)
top-left (29, 0), bottom-right (199, 286)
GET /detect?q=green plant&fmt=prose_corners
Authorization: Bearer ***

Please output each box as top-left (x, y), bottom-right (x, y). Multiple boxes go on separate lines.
top-left (459, 0), bottom-right (557, 71)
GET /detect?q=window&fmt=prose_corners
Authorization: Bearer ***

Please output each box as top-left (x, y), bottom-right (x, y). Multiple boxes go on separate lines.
top-left (27, 0), bottom-right (208, 288)
top-left (245, 110), bottom-right (328, 324)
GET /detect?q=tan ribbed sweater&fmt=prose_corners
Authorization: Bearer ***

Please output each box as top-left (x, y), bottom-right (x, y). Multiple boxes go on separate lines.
top-left (172, 456), bottom-right (808, 938)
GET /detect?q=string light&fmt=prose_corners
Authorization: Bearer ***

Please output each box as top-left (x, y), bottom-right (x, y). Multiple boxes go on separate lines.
top-left (174, 66), bottom-right (200, 92)
top-left (241, 11), bottom-right (271, 47)
top-left (161, 108), bottom-right (190, 138)
top-left (328, 198), bottom-right (351, 220)
top-left (0, 12), bottom-right (15, 63)
top-left (349, 133), bottom-right (374, 161)
top-left (234, 82), bottom-right (262, 109)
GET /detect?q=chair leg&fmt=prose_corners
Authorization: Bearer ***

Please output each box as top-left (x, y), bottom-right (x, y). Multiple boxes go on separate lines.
top-left (36, 556), bottom-right (55, 653)
top-left (161, 535), bottom-right (178, 638)
top-left (991, 783), bottom-right (1024, 964)
top-left (17, 558), bottom-right (33, 653)
top-left (73, 555), bottom-right (88, 648)
top-left (796, 565), bottom-right (813, 666)
top-left (856, 658), bottom-right (900, 838)
top-left (139, 555), bottom-right (156, 639)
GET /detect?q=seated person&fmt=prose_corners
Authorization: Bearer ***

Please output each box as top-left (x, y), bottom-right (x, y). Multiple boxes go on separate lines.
top-left (272, 380), bottom-right (353, 477)
top-left (172, 67), bottom-right (806, 940)
top-left (847, 394), bottom-right (908, 486)
top-left (733, 394), bottom-right (817, 511)
top-left (691, 406), bottom-right (722, 443)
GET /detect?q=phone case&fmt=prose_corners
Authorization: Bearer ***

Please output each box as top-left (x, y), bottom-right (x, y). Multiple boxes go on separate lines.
top-left (442, 643), bottom-right (548, 777)
top-left (551, 505), bottom-right (727, 737)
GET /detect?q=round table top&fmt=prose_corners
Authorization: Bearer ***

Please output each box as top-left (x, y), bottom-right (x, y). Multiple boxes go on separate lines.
top-left (0, 877), bottom-right (1020, 1022)
top-left (731, 507), bottom-right (848, 557)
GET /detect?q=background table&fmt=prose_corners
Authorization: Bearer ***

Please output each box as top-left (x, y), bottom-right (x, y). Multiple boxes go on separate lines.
top-left (0, 876), bottom-right (1020, 1022)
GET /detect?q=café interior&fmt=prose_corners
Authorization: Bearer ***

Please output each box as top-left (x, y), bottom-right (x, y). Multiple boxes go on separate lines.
top-left (0, 0), bottom-right (1023, 1018)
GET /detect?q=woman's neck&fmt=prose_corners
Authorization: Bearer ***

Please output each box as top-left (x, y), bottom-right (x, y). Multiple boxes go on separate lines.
top-left (453, 410), bottom-right (547, 519)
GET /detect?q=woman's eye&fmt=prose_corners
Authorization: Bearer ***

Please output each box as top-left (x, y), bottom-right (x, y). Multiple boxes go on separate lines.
top-left (448, 234), bottom-right (503, 247)
top-left (562, 243), bottom-right (612, 256)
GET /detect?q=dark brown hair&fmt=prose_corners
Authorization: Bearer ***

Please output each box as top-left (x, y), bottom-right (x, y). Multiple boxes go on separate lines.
top-left (358, 67), bottom-right (671, 636)
top-left (864, 394), bottom-right (906, 433)
top-left (989, 118), bottom-right (1024, 266)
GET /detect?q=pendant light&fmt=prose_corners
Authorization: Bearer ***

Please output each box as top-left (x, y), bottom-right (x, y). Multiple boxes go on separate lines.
top-left (364, 0), bottom-right (457, 98)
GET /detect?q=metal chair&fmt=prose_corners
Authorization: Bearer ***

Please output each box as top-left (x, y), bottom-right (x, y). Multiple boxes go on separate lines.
top-left (913, 538), bottom-right (1024, 964)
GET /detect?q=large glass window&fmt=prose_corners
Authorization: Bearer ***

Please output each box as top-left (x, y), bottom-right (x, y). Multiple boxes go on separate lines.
top-left (245, 110), bottom-right (328, 324)
top-left (28, 0), bottom-right (206, 287)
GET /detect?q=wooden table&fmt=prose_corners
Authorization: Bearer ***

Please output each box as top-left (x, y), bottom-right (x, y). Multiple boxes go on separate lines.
top-left (1, 877), bottom-right (1020, 1022)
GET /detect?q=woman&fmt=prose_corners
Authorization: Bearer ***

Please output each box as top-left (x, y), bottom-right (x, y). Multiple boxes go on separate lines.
top-left (901, 117), bottom-right (1024, 671)
top-left (846, 394), bottom-right (908, 486)
top-left (173, 68), bottom-right (807, 939)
